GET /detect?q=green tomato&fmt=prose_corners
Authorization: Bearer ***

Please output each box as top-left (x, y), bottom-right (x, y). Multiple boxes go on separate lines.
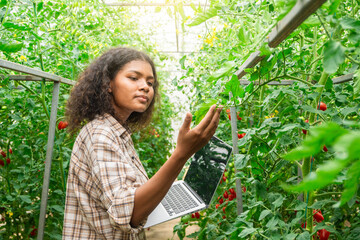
top-left (229, 162), bottom-right (234, 168)
top-left (241, 148), bottom-right (246, 154)
top-left (181, 214), bottom-right (191, 223)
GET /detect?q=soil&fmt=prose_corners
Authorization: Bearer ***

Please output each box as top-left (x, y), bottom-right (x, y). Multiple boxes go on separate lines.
top-left (146, 218), bottom-right (200, 240)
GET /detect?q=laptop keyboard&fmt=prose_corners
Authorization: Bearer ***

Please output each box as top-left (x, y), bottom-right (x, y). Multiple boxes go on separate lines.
top-left (161, 184), bottom-right (200, 216)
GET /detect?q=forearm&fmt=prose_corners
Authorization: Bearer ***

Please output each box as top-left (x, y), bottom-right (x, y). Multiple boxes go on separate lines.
top-left (130, 149), bottom-right (187, 227)
top-left (130, 106), bottom-right (221, 227)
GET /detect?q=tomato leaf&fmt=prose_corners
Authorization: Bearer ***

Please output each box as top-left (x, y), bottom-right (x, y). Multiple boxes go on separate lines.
top-left (339, 17), bottom-right (360, 32)
top-left (338, 160), bottom-right (360, 206)
top-left (187, 6), bottom-right (220, 27)
top-left (209, 61), bottom-right (236, 81)
top-left (2, 22), bottom-right (31, 31)
top-left (225, 74), bottom-right (245, 98)
top-left (283, 159), bottom-right (348, 192)
top-left (0, 0), bottom-right (7, 8)
top-left (179, 55), bottom-right (186, 69)
top-left (283, 122), bottom-right (348, 161)
top-left (354, 68), bottom-right (360, 96)
top-left (234, 154), bottom-right (250, 170)
top-left (328, 0), bottom-right (341, 15)
top-left (238, 227), bottom-right (257, 238)
top-left (0, 40), bottom-right (24, 53)
top-left (259, 209), bottom-right (272, 221)
top-left (323, 40), bottom-right (345, 74)
top-left (194, 99), bottom-right (218, 125)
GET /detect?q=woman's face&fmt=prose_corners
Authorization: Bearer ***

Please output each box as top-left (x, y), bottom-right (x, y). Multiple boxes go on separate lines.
top-left (109, 60), bottom-right (155, 122)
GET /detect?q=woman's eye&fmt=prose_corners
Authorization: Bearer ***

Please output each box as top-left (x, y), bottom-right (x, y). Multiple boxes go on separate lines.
top-left (147, 82), bottom-right (153, 87)
top-left (129, 77), bottom-right (137, 80)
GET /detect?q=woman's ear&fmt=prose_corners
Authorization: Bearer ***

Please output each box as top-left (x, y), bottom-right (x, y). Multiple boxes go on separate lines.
top-left (108, 81), bottom-right (113, 93)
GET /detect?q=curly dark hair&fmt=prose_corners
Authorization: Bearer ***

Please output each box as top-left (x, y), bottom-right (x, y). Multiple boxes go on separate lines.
top-left (65, 47), bottom-right (159, 133)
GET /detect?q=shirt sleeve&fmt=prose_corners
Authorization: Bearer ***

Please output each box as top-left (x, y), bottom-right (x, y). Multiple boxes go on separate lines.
top-left (89, 126), bottom-right (145, 233)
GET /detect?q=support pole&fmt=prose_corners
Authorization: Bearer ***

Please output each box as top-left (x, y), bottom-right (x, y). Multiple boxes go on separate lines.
top-left (37, 82), bottom-right (60, 240)
top-left (229, 92), bottom-right (243, 214)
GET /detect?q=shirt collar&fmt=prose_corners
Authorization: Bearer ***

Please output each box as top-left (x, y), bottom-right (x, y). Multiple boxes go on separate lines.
top-left (101, 113), bottom-right (132, 138)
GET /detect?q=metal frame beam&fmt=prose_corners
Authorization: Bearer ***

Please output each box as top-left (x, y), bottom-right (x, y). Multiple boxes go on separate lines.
top-left (0, 60), bottom-right (76, 86)
top-left (238, 73), bottom-right (354, 86)
top-left (267, 0), bottom-right (327, 48)
top-left (236, 0), bottom-right (327, 79)
top-left (37, 82), bottom-right (60, 240)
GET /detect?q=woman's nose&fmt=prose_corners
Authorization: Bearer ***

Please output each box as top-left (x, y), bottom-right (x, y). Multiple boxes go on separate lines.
top-left (138, 78), bottom-right (149, 91)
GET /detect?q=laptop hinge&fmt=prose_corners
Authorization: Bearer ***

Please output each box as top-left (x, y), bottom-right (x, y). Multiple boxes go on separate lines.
top-left (183, 182), bottom-right (205, 205)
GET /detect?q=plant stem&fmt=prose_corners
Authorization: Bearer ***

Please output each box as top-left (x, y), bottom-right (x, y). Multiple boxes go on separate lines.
top-left (294, 161), bottom-right (302, 169)
top-left (18, 82), bottom-right (50, 119)
top-left (315, 192), bottom-right (342, 198)
top-left (269, 95), bottom-right (284, 114)
top-left (346, 54), bottom-right (360, 65)
top-left (1, 0), bottom-right (12, 24)
top-left (309, 71), bottom-right (329, 123)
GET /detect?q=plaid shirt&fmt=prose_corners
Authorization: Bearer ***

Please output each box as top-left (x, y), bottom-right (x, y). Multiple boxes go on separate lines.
top-left (63, 113), bottom-right (149, 239)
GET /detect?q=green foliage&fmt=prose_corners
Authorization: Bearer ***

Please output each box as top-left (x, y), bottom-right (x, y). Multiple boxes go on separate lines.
top-left (283, 123), bottom-right (360, 205)
top-left (187, 5), bottom-right (221, 27)
top-left (0, 0), bottom-right (175, 238)
top-left (323, 40), bottom-right (346, 74)
top-left (173, 0), bottom-right (360, 239)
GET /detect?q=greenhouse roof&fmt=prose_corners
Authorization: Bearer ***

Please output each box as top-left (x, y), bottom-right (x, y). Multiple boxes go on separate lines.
top-left (103, 0), bottom-right (213, 56)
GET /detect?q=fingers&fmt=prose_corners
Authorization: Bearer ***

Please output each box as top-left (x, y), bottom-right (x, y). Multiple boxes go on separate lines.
top-left (196, 105), bottom-right (217, 131)
top-left (179, 112), bottom-right (192, 133)
top-left (203, 106), bottom-right (222, 136)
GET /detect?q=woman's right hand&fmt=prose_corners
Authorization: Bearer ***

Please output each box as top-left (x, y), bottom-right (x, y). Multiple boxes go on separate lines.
top-left (174, 105), bottom-right (222, 161)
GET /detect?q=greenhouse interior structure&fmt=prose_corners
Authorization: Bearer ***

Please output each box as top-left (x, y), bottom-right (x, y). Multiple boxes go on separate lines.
top-left (0, 0), bottom-right (360, 239)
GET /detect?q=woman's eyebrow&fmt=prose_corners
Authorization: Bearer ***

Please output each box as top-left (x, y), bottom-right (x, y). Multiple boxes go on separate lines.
top-left (128, 70), bottom-right (154, 80)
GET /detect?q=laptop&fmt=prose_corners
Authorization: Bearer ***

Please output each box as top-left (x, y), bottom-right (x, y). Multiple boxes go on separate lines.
top-left (144, 136), bottom-right (232, 228)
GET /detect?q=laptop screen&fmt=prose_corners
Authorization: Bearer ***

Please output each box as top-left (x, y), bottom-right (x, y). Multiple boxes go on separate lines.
top-left (184, 136), bottom-right (233, 205)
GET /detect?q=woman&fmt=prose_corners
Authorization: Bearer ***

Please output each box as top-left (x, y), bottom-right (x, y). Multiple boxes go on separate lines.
top-left (63, 47), bottom-right (221, 239)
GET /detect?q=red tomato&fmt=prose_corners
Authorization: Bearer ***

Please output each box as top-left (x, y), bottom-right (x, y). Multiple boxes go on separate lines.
top-left (0, 150), bottom-right (6, 158)
top-left (302, 119), bottom-right (309, 135)
top-left (226, 109), bottom-right (230, 114)
top-left (29, 226), bottom-right (37, 237)
top-left (58, 121), bottom-right (69, 130)
top-left (216, 204), bottom-right (220, 209)
top-left (242, 186), bottom-right (246, 193)
top-left (237, 114), bottom-right (242, 121)
top-left (317, 229), bottom-right (330, 240)
top-left (229, 188), bottom-right (235, 194)
top-left (191, 213), bottom-right (195, 218)
top-left (222, 207), bottom-right (226, 214)
top-left (319, 102), bottom-right (327, 111)
top-left (6, 158), bottom-right (10, 164)
top-left (219, 198), bottom-right (224, 204)
top-left (323, 145), bottom-right (328, 152)
top-left (313, 210), bottom-right (324, 223)
top-left (238, 133), bottom-right (246, 139)
top-left (195, 212), bottom-right (200, 219)
top-left (228, 114), bottom-right (231, 120)
top-left (223, 191), bottom-right (229, 199)
top-left (0, 159), bottom-right (4, 167)
top-left (9, 148), bottom-right (13, 154)
top-left (229, 194), bottom-right (236, 201)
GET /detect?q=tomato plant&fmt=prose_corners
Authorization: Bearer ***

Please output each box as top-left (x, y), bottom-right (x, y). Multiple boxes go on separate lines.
top-left (174, 0), bottom-right (360, 239)
top-left (0, 0), bottom-right (175, 238)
